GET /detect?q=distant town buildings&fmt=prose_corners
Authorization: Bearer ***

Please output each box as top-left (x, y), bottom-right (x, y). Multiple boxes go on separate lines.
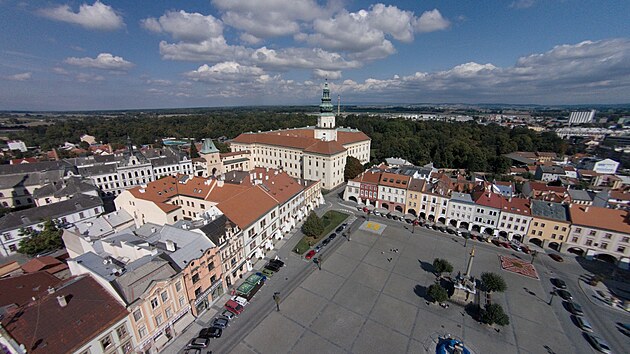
top-left (568, 110), bottom-right (596, 125)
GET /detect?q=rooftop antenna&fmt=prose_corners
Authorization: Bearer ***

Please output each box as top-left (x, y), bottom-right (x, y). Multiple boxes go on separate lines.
top-left (337, 95), bottom-right (340, 115)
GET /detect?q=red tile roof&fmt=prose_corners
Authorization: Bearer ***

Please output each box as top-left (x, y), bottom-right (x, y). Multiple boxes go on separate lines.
top-left (21, 256), bottom-right (68, 275)
top-left (0, 272), bottom-right (62, 307)
top-left (473, 190), bottom-right (503, 209)
top-left (216, 185), bottom-right (278, 229)
top-left (379, 172), bottom-right (411, 189)
top-left (500, 197), bottom-right (531, 216)
top-left (569, 205), bottom-right (630, 234)
top-left (303, 140), bottom-right (346, 155)
top-left (2, 275), bottom-right (128, 354)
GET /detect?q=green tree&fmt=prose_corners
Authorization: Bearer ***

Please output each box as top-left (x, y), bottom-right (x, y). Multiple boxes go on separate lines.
top-left (427, 284), bottom-right (448, 303)
top-left (189, 139), bottom-right (200, 158)
top-left (79, 141), bottom-right (90, 150)
top-left (301, 212), bottom-right (324, 238)
top-left (344, 156), bottom-right (364, 181)
top-left (432, 258), bottom-right (454, 277)
top-left (481, 303), bottom-right (510, 326)
top-left (18, 219), bottom-right (63, 256)
top-left (481, 272), bottom-right (507, 294)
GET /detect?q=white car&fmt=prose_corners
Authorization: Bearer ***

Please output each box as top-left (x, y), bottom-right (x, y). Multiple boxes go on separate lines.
top-left (231, 295), bottom-right (249, 307)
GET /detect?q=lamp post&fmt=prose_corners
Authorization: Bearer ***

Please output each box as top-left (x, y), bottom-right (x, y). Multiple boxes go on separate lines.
top-left (314, 257), bottom-right (321, 270)
top-left (548, 290), bottom-right (556, 306)
top-left (273, 292), bottom-right (280, 311)
top-left (530, 250), bottom-right (538, 264)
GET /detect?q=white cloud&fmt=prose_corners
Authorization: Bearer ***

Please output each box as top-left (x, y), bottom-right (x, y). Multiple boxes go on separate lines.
top-left (415, 9), bottom-right (450, 33)
top-left (212, 0), bottom-right (329, 39)
top-left (510, 0), bottom-right (537, 9)
top-left (7, 72), bottom-right (32, 81)
top-left (146, 79), bottom-right (172, 86)
top-left (186, 62), bottom-right (266, 83)
top-left (313, 69), bottom-right (342, 80)
top-left (141, 10), bottom-right (223, 42)
top-left (76, 73), bottom-right (105, 82)
top-left (252, 47), bottom-right (361, 70)
top-left (52, 67), bottom-right (69, 75)
top-left (38, 1), bottom-right (124, 31)
top-left (159, 39), bottom-right (251, 62)
top-left (64, 53), bottom-right (134, 71)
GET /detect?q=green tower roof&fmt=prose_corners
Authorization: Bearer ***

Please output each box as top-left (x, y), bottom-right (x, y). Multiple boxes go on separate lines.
top-left (200, 138), bottom-right (219, 154)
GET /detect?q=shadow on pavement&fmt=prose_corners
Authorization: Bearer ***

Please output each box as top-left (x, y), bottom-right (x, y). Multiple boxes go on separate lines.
top-left (419, 260), bottom-right (435, 274)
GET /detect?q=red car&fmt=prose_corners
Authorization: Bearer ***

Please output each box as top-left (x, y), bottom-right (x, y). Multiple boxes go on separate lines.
top-left (549, 253), bottom-right (564, 262)
top-left (305, 250), bottom-right (316, 260)
top-left (225, 300), bottom-right (244, 315)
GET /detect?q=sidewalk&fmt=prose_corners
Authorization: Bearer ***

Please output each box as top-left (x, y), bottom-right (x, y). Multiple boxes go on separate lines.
top-left (578, 278), bottom-right (630, 314)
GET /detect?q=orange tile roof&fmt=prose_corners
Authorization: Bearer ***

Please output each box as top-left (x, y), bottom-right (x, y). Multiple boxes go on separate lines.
top-left (352, 170), bottom-right (382, 184)
top-left (21, 256), bottom-right (68, 275)
top-left (336, 130), bottom-right (371, 145)
top-left (216, 186), bottom-right (278, 229)
top-left (473, 190), bottom-right (503, 209)
top-left (303, 140), bottom-right (346, 155)
top-left (610, 190), bottom-right (630, 201)
top-left (220, 150), bottom-right (250, 157)
top-left (379, 172), bottom-right (411, 189)
top-left (207, 183), bottom-right (249, 203)
top-left (569, 205), bottom-right (630, 234)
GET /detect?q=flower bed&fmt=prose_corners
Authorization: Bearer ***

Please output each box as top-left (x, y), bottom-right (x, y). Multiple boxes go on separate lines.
top-left (499, 255), bottom-right (539, 279)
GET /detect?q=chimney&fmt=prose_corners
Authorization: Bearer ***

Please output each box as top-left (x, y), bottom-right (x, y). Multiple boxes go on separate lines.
top-left (584, 206), bottom-right (589, 213)
top-left (217, 180), bottom-right (224, 187)
top-left (57, 295), bottom-right (67, 307)
top-left (150, 227), bottom-right (157, 233)
top-left (165, 240), bottom-right (175, 252)
top-left (47, 286), bottom-right (55, 294)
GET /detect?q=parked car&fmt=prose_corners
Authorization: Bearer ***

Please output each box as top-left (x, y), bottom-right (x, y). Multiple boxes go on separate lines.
top-left (187, 337), bottom-right (210, 348)
top-left (321, 238), bottom-right (331, 246)
top-left (225, 300), bottom-right (244, 315)
top-left (328, 233), bottom-right (337, 240)
top-left (573, 316), bottom-right (593, 332)
top-left (549, 253), bottom-right (564, 262)
top-left (567, 302), bottom-right (584, 316)
top-left (521, 246), bottom-right (531, 254)
top-left (199, 326), bottom-right (222, 339)
top-left (268, 259), bottom-right (285, 267)
top-left (305, 250), bottom-right (316, 260)
top-left (212, 317), bottom-right (229, 329)
top-left (264, 263), bottom-right (281, 272)
top-left (336, 226), bottom-right (344, 232)
top-left (314, 245), bottom-right (322, 253)
top-left (183, 348), bottom-right (201, 354)
top-left (551, 278), bottom-right (567, 289)
top-left (557, 289), bottom-right (573, 301)
top-left (618, 322), bottom-right (630, 336)
top-left (230, 295), bottom-right (248, 307)
top-left (584, 333), bottom-right (611, 353)
top-left (261, 268), bottom-right (274, 277)
top-left (221, 310), bottom-right (235, 320)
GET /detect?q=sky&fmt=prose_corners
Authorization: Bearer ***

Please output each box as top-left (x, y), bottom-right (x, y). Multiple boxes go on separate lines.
top-left (0, 0), bottom-right (629, 110)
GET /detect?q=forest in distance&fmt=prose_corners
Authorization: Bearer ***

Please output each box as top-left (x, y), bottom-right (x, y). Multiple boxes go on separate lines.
top-left (7, 112), bottom-right (566, 174)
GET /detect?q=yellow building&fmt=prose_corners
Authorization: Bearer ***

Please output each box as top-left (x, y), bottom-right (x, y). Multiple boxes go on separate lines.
top-left (525, 200), bottom-right (570, 251)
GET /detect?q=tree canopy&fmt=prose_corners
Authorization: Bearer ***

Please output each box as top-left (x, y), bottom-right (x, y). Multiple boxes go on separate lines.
top-left (302, 212), bottom-right (324, 238)
top-left (481, 303), bottom-right (510, 326)
top-left (481, 272), bottom-right (507, 293)
top-left (18, 219), bottom-right (63, 256)
top-left (427, 284), bottom-right (449, 303)
top-left (344, 156), bottom-right (364, 181)
top-left (432, 258), bottom-right (454, 277)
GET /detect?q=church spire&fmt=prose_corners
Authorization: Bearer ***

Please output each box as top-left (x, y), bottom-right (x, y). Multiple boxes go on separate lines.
top-left (319, 79), bottom-right (334, 114)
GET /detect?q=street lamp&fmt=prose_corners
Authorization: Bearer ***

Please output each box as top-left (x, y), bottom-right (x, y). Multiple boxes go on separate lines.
top-left (548, 290), bottom-right (556, 306)
top-left (273, 292), bottom-right (280, 311)
top-left (530, 250), bottom-right (538, 264)
top-left (314, 257), bottom-right (322, 270)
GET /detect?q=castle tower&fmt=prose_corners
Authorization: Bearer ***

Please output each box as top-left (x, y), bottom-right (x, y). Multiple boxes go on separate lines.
top-left (199, 139), bottom-right (223, 177)
top-left (314, 80), bottom-right (337, 141)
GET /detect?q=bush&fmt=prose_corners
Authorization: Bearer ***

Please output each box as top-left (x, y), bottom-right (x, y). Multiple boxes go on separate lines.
top-left (427, 284), bottom-right (449, 303)
top-left (432, 258), bottom-right (453, 277)
top-left (481, 303), bottom-right (510, 326)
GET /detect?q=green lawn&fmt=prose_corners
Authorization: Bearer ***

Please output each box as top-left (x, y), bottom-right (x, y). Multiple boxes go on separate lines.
top-left (294, 210), bottom-right (349, 254)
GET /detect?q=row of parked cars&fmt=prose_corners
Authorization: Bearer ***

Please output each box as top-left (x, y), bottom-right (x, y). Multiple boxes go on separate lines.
top-left (186, 259), bottom-right (285, 352)
top-left (305, 223), bottom-right (348, 260)
top-left (550, 278), bottom-right (612, 353)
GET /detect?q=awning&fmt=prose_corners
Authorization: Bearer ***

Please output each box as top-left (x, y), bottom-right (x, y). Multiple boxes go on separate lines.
top-left (274, 230), bottom-right (283, 240)
top-left (282, 222), bottom-right (290, 233)
top-left (404, 214), bottom-right (416, 221)
top-left (154, 332), bottom-right (168, 349)
top-left (265, 239), bottom-right (273, 250)
top-left (173, 311), bottom-right (195, 333)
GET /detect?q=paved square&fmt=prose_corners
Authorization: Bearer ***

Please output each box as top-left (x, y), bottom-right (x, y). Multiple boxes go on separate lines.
top-left (233, 220), bottom-right (578, 354)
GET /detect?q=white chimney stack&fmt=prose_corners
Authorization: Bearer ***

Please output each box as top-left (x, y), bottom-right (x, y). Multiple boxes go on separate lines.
top-left (57, 295), bottom-right (67, 307)
top-left (165, 240), bottom-right (175, 252)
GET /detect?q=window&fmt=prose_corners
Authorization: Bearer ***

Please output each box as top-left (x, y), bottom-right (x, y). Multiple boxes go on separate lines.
top-left (100, 335), bottom-right (113, 351)
top-left (179, 296), bottom-right (186, 306)
top-left (121, 341), bottom-right (132, 354)
top-left (192, 273), bottom-right (200, 284)
top-left (138, 326), bottom-right (147, 338)
top-left (160, 291), bottom-right (168, 302)
top-left (604, 233), bottom-right (612, 239)
top-left (208, 262), bottom-right (215, 271)
top-left (151, 297), bottom-right (159, 309)
top-left (589, 230), bottom-right (596, 236)
top-left (534, 222), bottom-right (538, 227)
top-left (8, 245), bottom-right (17, 252)
top-left (155, 314), bottom-right (163, 326)
top-left (623, 237), bottom-right (630, 243)
top-left (617, 246), bottom-right (626, 254)
top-left (572, 237), bottom-right (578, 242)
top-left (600, 243), bottom-right (608, 250)
top-left (133, 309), bottom-right (143, 321)
top-left (3, 233), bottom-right (12, 241)
top-left (175, 281), bottom-right (182, 292)
top-left (575, 227), bottom-right (582, 233)
top-left (585, 239), bottom-right (593, 246)
top-left (165, 307), bottom-right (172, 318)
top-left (116, 325), bottom-right (129, 340)
top-left (554, 225), bottom-right (559, 230)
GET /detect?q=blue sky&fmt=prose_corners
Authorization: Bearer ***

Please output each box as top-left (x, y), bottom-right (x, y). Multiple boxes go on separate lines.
top-left (1, 0), bottom-right (629, 110)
